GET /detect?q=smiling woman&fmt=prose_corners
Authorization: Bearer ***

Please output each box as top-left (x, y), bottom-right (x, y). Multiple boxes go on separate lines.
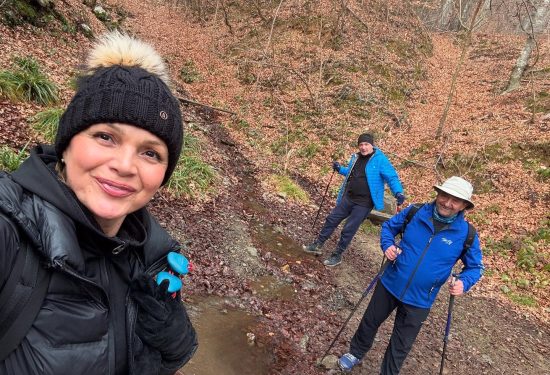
top-left (0, 32), bottom-right (197, 375)
top-left (63, 123), bottom-right (169, 236)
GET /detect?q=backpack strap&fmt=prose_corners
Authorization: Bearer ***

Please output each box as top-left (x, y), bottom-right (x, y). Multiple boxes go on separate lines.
top-left (461, 222), bottom-right (476, 258)
top-left (0, 229), bottom-right (51, 361)
top-left (400, 203), bottom-right (424, 236)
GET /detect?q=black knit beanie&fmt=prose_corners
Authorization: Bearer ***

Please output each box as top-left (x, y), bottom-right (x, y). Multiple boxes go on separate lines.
top-left (55, 33), bottom-right (183, 185)
top-left (357, 133), bottom-right (374, 146)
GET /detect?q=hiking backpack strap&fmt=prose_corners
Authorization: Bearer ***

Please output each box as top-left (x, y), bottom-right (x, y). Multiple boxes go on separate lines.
top-left (400, 203), bottom-right (424, 236)
top-left (461, 222), bottom-right (477, 258)
top-left (0, 232), bottom-right (51, 361)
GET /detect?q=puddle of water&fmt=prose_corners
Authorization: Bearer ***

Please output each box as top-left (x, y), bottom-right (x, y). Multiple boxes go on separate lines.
top-left (181, 296), bottom-right (273, 375)
top-left (250, 221), bottom-right (305, 260)
top-left (249, 275), bottom-right (296, 301)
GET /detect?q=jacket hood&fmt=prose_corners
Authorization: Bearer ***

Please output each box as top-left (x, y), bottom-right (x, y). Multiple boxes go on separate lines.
top-left (12, 145), bottom-right (95, 229)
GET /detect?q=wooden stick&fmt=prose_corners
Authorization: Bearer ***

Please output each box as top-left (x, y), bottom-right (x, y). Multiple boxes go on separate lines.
top-left (177, 97), bottom-right (236, 116)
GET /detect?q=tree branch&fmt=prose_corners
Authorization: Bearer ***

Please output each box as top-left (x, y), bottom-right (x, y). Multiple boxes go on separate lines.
top-left (177, 97), bottom-right (236, 115)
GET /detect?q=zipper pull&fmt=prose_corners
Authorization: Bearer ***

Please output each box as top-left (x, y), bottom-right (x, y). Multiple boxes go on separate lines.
top-left (112, 243), bottom-right (125, 255)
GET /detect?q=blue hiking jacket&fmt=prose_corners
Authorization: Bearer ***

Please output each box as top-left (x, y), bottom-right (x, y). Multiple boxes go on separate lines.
top-left (336, 148), bottom-right (403, 211)
top-left (380, 202), bottom-right (484, 309)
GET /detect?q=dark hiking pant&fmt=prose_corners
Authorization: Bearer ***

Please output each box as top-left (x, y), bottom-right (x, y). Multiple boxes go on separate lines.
top-left (317, 195), bottom-right (373, 253)
top-left (349, 283), bottom-right (430, 375)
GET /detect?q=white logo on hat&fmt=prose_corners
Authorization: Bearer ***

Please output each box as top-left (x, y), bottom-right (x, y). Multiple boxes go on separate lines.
top-left (160, 111), bottom-right (168, 120)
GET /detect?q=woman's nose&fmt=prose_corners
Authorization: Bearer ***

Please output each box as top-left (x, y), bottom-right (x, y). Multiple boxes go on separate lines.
top-left (110, 148), bottom-right (137, 176)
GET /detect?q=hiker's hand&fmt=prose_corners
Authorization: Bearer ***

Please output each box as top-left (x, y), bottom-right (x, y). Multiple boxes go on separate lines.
top-left (131, 274), bottom-right (198, 365)
top-left (332, 161), bottom-right (341, 172)
top-left (449, 278), bottom-right (464, 296)
top-left (395, 192), bottom-right (405, 206)
top-left (384, 245), bottom-right (400, 261)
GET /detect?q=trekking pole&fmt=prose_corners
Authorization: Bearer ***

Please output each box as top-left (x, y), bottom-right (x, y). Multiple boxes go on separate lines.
top-left (439, 275), bottom-right (457, 375)
top-left (319, 257), bottom-right (392, 365)
top-left (311, 170), bottom-right (336, 232)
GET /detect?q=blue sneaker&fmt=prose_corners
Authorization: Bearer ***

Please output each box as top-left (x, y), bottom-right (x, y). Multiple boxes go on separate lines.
top-left (338, 353), bottom-right (361, 372)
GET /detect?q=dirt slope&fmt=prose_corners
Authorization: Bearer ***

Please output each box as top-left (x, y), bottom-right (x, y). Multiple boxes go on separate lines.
top-left (0, 0), bottom-right (549, 374)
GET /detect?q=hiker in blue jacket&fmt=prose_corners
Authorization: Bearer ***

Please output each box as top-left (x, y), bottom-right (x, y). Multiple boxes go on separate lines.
top-left (304, 133), bottom-right (405, 266)
top-left (338, 176), bottom-right (484, 373)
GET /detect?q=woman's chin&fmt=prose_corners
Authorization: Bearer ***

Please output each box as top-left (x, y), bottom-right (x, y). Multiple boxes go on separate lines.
top-left (90, 205), bottom-right (128, 223)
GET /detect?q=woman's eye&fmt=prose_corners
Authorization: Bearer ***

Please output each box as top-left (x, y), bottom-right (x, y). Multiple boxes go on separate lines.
top-left (94, 132), bottom-right (113, 142)
top-left (144, 150), bottom-right (161, 160)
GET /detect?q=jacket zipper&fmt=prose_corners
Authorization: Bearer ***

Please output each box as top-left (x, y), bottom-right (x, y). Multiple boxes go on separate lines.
top-left (52, 259), bottom-right (108, 303)
top-left (101, 256), bottom-right (117, 375)
top-left (342, 154), bottom-right (358, 196)
top-left (399, 235), bottom-right (434, 300)
top-left (428, 278), bottom-right (439, 300)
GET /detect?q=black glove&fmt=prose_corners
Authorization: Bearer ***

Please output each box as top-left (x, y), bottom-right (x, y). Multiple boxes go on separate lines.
top-left (131, 274), bottom-right (198, 367)
top-left (395, 192), bottom-right (405, 206)
top-left (332, 161), bottom-right (341, 172)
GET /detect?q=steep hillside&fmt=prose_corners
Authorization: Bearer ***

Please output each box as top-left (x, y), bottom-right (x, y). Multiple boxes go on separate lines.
top-left (0, 0), bottom-right (549, 373)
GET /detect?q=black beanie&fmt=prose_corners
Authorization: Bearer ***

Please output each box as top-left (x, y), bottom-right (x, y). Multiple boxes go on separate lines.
top-left (55, 33), bottom-right (183, 185)
top-left (357, 133), bottom-right (374, 146)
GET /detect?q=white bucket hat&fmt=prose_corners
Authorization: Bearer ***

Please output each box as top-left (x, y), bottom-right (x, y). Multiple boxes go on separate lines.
top-left (434, 176), bottom-right (474, 209)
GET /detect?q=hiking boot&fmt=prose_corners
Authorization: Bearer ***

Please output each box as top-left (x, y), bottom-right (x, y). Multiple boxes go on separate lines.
top-left (338, 353), bottom-right (361, 372)
top-left (323, 252), bottom-right (342, 267)
top-left (303, 241), bottom-right (323, 255)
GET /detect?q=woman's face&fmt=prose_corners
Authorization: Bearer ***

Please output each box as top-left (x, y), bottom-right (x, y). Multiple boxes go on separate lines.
top-left (62, 123), bottom-right (169, 236)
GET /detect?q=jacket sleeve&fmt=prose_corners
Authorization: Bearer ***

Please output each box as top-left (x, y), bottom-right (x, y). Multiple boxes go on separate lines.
top-left (338, 155), bottom-right (354, 176)
top-left (458, 233), bottom-right (484, 292)
top-left (379, 154), bottom-right (403, 195)
top-left (0, 214), bottom-right (19, 291)
top-left (380, 206), bottom-right (412, 252)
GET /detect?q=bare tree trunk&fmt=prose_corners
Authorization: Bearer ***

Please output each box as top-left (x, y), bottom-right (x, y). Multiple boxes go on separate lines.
top-left (504, 0), bottom-right (550, 92)
top-left (438, 0), bottom-right (454, 30)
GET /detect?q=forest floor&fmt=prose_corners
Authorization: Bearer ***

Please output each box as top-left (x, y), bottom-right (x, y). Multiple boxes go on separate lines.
top-left (0, 0), bottom-right (549, 374)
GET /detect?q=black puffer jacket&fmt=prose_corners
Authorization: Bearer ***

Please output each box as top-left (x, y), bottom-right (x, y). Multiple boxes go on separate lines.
top-left (0, 146), bottom-right (191, 375)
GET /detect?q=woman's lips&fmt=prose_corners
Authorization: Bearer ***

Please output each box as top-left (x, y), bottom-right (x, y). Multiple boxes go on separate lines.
top-left (95, 177), bottom-right (136, 198)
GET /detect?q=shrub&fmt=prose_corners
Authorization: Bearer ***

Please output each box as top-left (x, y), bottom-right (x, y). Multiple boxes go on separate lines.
top-left (30, 107), bottom-right (63, 143)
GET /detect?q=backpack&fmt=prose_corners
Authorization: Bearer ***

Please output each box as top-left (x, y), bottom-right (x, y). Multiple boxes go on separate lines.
top-left (400, 203), bottom-right (476, 258)
top-left (0, 219), bottom-right (51, 361)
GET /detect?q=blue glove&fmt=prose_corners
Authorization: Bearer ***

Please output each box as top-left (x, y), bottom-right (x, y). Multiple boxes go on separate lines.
top-left (332, 161), bottom-right (340, 172)
top-left (395, 192), bottom-right (405, 206)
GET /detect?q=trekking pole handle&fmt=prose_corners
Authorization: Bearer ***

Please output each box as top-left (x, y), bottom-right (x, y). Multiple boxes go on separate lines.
top-left (156, 252), bottom-right (193, 295)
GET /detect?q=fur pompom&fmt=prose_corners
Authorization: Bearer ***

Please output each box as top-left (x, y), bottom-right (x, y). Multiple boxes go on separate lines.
top-left (86, 31), bottom-right (170, 85)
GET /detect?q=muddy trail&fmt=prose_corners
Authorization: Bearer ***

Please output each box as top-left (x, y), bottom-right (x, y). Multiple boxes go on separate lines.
top-left (145, 109), bottom-right (550, 374)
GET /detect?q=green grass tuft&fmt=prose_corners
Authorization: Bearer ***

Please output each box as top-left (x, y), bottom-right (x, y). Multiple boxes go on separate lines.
top-left (270, 174), bottom-right (309, 202)
top-left (0, 56), bottom-right (59, 105)
top-left (508, 292), bottom-right (537, 307)
top-left (179, 60), bottom-right (201, 84)
top-left (0, 145), bottom-right (29, 172)
top-left (165, 134), bottom-right (216, 198)
top-left (30, 107), bottom-right (64, 143)
top-left (0, 70), bottom-right (19, 100)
